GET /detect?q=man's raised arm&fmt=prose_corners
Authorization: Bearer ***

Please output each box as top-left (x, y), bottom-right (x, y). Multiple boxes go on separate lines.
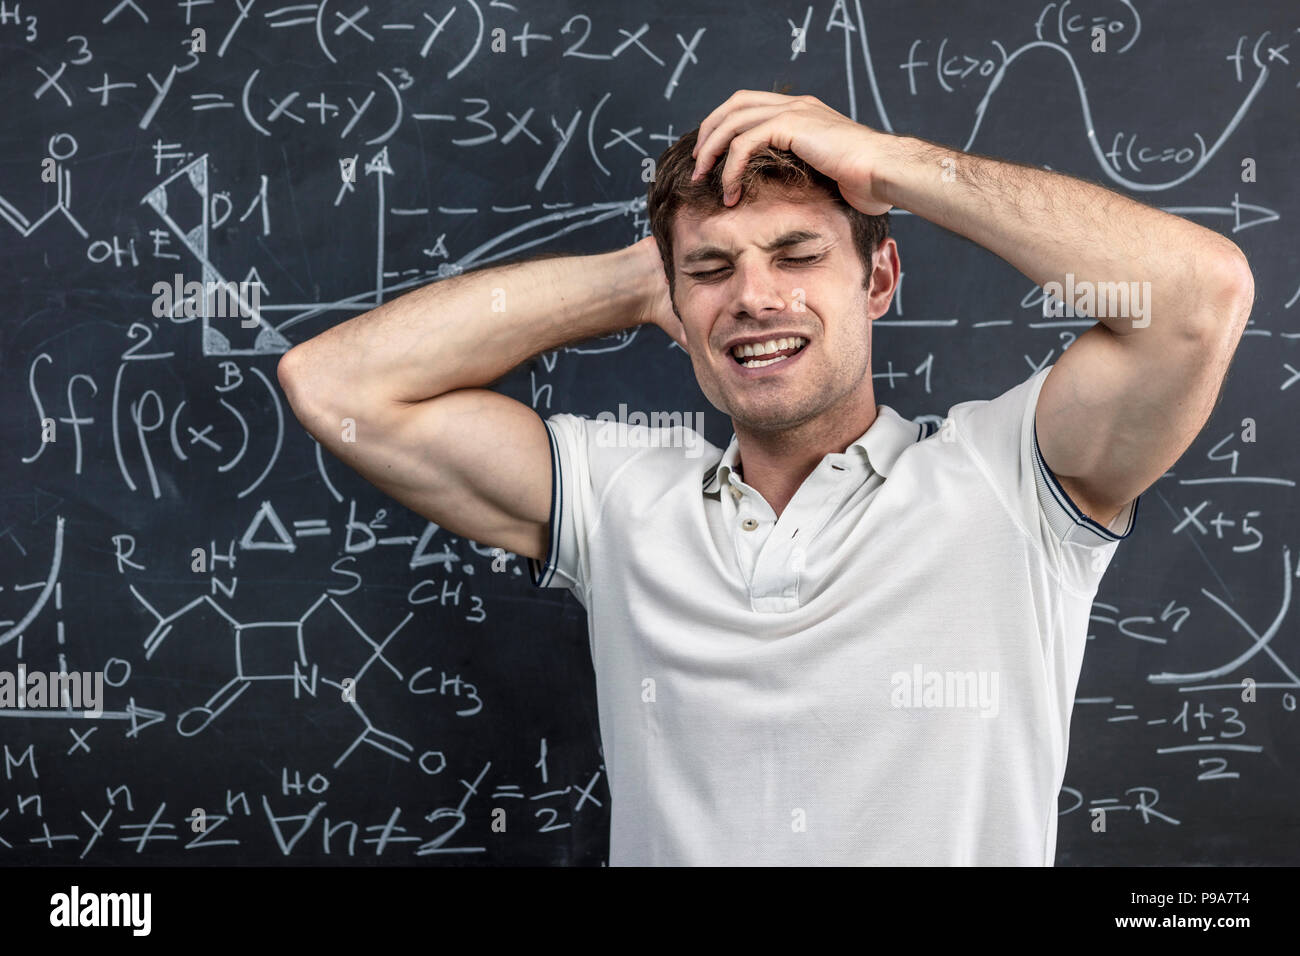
top-left (872, 133), bottom-right (1253, 525)
top-left (689, 89), bottom-right (1254, 527)
top-left (276, 236), bottom-right (676, 561)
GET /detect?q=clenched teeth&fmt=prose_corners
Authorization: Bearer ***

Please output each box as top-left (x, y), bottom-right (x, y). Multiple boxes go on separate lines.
top-left (730, 336), bottom-right (807, 360)
top-left (741, 353), bottom-right (794, 368)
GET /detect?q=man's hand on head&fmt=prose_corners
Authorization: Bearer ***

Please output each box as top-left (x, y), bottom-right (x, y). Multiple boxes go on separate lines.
top-left (690, 90), bottom-right (895, 216)
top-left (630, 235), bottom-right (688, 350)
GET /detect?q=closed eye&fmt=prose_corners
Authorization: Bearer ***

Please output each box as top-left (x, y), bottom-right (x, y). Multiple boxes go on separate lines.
top-left (687, 254), bottom-right (822, 281)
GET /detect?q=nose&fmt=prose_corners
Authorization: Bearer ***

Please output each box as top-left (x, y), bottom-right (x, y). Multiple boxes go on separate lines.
top-left (731, 259), bottom-right (788, 319)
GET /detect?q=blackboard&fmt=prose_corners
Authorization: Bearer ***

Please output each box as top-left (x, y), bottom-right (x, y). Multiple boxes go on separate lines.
top-left (1, 0), bottom-right (1296, 866)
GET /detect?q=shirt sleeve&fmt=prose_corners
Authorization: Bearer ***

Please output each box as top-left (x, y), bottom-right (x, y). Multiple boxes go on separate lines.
top-left (525, 412), bottom-right (612, 608)
top-left (947, 364), bottom-right (1140, 586)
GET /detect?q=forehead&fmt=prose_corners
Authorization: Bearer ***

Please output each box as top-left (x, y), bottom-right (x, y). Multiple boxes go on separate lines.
top-left (672, 188), bottom-right (851, 253)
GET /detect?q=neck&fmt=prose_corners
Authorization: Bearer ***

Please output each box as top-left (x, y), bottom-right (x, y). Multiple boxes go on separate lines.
top-left (732, 394), bottom-right (879, 517)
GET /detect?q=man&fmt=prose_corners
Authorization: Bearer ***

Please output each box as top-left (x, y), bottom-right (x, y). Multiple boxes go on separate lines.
top-left (278, 90), bottom-right (1254, 865)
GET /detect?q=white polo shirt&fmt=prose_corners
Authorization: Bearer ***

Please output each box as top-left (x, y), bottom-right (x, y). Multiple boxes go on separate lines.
top-left (529, 365), bottom-right (1139, 866)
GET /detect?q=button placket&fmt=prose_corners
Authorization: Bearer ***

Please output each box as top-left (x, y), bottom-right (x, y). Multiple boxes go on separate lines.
top-left (749, 457), bottom-right (854, 604)
top-left (726, 477), bottom-right (766, 585)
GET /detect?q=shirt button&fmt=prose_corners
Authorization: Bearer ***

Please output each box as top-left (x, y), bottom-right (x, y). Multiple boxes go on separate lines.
top-left (741, 517), bottom-right (759, 531)
top-left (731, 487), bottom-right (743, 501)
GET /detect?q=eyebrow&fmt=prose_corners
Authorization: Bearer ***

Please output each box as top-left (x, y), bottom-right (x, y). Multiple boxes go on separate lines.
top-left (680, 230), bottom-right (825, 266)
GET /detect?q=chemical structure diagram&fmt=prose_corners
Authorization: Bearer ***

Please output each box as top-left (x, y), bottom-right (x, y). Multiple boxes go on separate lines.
top-left (130, 585), bottom-right (454, 773)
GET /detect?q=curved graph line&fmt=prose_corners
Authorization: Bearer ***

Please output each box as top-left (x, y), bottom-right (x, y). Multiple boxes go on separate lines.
top-left (853, 0), bottom-right (890, 131)
top-left (965, 40), bottom-right (1269, 192)
top-left (0, 516), bottom-right (64, 648)
top-left (1148, 547), bottom-right (1295, 684)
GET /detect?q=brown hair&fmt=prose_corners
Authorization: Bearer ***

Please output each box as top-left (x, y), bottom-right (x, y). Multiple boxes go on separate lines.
top-left (647, 128), bottom-right (891, 299)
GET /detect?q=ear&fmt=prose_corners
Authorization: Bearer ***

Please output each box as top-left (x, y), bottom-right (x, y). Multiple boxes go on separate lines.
top-left (865, 238), bottom-right (901, 318)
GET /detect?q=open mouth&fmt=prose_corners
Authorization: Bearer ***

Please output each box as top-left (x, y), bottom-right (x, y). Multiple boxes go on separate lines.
top-left (730, 336), bottom-right (808, 369)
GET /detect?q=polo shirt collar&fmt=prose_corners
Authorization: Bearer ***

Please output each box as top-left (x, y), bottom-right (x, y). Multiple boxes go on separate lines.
top-left (702, 405), bottom-right (925, 494)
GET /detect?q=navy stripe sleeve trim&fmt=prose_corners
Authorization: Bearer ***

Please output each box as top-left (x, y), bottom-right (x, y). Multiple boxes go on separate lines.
top-left (527, 419), bottom-right (563, 588)
top-left (1032, 420), bottom-right (1139, 542)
